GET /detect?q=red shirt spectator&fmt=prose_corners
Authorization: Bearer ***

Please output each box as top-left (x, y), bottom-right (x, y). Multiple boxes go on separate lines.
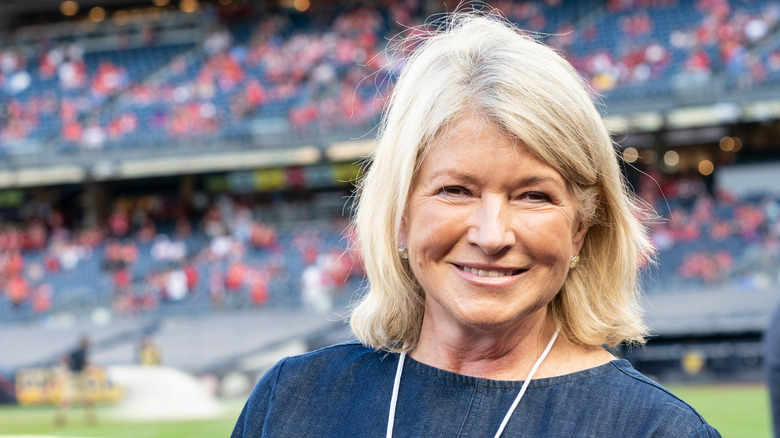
top-left (4, 251), bottom-right (24, 277)
top-left (61, 121), bottom-right (83, 143)
top-left (6, 276), bottom-right (29, 307)
top-left (185, 264), bottom-right (199, 291)
top-left (245, 78), bottom-right (266, 108)
top-left (225, 262), bottom-right (245, 291)
top-left (109, 210), bottom-right (130, 237)
top-left (33, 284), bottom-right (52, 315)
top-left (249, 270), bottom-right (269, 306)
top-left (114, 267), bottom-right (132, 293)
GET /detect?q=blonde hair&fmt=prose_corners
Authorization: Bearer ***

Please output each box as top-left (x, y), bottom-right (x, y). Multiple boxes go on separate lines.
top-left (350, 11), bottom-right (655, 352)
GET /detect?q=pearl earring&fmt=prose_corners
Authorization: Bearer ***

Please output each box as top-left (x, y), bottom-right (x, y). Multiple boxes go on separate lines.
top-left (569, 255), bottom-right (580, 269)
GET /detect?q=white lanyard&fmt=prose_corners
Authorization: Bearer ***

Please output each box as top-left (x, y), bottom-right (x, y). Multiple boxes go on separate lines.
top-left (386, 330), bottom-right (559, 438)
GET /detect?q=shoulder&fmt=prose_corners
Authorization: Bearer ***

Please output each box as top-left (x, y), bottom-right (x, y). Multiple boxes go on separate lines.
top-left (249, 340), bottom-right (399, 401)
top-left (598, 360), bottom-right (720, 436)
top-left (606, 360), bottom-right (698, 407)
top-left (524, 359), bottom-right (720, 436)
top-left (529, 360), bottom-right (720, 436)
top-left (283, 340), bottom-right (384, 365)
top-left (232, 341), bottom-right (397, 437)
top-left (275, 340), bottom-right (394, 380)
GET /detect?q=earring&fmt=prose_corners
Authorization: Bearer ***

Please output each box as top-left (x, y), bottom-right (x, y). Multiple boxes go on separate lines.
top-left (569, 255), bottom-right (580, 269)
top-left (399, 247), bottom-right (408, 259)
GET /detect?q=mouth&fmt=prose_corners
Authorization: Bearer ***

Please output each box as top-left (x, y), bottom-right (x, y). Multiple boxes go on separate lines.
top-left (456, 265), bottom-right (525, 278)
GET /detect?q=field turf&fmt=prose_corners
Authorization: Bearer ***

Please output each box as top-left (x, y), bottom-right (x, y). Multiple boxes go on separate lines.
top-left (0, 385), bottom-right (771, 437)
top-left (0, 400), bottom-right (243, 438)
top-left (668, 384), bottom-right (771, 438)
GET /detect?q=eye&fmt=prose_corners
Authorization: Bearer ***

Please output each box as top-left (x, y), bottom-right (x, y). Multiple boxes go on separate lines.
top-left (521, 191), bottom-right (552, 202)
top-left (437, 186), bottom-right (471, 197)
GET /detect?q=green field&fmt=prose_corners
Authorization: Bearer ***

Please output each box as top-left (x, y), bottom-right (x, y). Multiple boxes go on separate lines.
top-left (668, 384), bottom-right (771, 438)
top-left (0, 385), bottom-right (771, 437)
top-left (0, 400), bottom-right (243, 438)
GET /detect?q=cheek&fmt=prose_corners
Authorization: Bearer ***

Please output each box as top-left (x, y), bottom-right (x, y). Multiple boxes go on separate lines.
top-left (408, 204), bottom-right (462, 264)
top-left (518, 214), bottom-right (575, 265)
top-left (410, 222), bottom-right (453, 264)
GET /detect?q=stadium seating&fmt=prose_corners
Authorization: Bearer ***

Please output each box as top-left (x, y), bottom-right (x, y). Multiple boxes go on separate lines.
top-left (0, 193), bottom-right (365, 324)
top-left (644, 191), bottom-right (780, 293)
top-left (2, 0), bottom-right (780, 325)
top-left (3, 0), bottom-right (780, 159)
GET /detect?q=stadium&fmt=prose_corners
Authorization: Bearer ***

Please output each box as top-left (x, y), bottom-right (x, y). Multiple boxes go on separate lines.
top-left (0, 0), bottom-right (778, 436)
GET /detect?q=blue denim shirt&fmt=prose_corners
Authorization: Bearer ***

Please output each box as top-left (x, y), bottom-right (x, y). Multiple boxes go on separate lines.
top-left (232, 341), bottom-right (721, 437)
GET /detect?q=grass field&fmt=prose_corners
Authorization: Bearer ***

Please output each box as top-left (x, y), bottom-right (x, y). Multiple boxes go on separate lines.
top-left (668, 383), bottom-right (771, 438)
top-left (0, 384), bottom-right (771, 437)
top-left (0, 400), bottom-right (244, 438)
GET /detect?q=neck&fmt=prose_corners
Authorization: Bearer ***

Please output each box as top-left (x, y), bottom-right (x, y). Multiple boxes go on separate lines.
top-left (410, 310), bottom-right (559, 380)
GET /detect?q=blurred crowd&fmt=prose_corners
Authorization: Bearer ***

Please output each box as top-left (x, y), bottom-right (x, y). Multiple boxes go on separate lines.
top-left (636, 172), bottom-right (780, 292)
top-left (3, 0), bottom-right (780, 153)
top-left (0, 193), bottom-right (363, 323)
top-left (0, 1), bottom-right (416, 151)
top-left (1, 1), bottom-right (780, 323)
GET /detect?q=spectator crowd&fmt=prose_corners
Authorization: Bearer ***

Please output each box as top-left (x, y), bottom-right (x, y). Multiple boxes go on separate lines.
top-left (0, 192), bottom-right (364, 323)
top-left (3, 0), bottom-right (780, 155)
top-left (2, 1), bottom-right (780, 324)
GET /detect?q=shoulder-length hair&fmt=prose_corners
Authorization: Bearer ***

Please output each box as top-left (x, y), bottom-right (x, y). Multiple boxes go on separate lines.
top-left (349, 11), bottom-right (655, 352)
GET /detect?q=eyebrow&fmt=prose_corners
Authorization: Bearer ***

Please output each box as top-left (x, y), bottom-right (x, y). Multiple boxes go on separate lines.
top-left (515, 175), bottom-right (565, 188)
top-left (427, 169), bottom-right (479, 185)
top-left (427, 169), bottom-right (565, 189)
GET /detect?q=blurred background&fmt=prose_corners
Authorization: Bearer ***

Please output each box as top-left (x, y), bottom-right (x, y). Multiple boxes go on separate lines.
top-left (0, 0), bottom-right (777, 436)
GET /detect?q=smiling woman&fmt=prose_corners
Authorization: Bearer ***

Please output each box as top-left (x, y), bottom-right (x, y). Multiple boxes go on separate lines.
top-left (400, 116), bottom-right (592, 377)
top-left (232, 10), bottom-right (722, 438)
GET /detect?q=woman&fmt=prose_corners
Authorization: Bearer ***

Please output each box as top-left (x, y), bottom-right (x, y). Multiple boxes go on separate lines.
top-left (232, 12), bottom-right (721, 437)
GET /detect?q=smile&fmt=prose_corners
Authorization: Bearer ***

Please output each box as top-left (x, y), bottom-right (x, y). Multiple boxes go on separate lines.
top-left (456, 265), bottom-right (524, 277)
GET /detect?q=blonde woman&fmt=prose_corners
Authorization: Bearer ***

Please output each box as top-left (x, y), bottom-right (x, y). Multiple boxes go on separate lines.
top-left (233, 12), bottom-right (720, 437)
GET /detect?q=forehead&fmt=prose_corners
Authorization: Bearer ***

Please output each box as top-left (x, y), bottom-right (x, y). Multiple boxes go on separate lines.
top-left (434, 115), bottom-right (505, 144)
top-left (420, 116), bottom-right (564, 182)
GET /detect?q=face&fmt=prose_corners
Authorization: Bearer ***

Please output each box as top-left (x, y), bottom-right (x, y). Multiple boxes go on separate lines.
top-left (400, 115), bottom-right (588, 334)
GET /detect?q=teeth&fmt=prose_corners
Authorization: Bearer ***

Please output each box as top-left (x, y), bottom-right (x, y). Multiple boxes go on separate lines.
top-left (463, 266), bottom-right (514, 277)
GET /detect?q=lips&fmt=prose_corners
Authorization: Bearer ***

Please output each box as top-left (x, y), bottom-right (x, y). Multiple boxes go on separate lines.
top-left (456, 265), bottom-right (524, 277)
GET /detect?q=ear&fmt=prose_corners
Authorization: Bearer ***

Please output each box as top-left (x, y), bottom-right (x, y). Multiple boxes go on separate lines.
top-left (571, 218), bottom-right (589, 255)
top-left (398, 210), bottom-right (409, 249)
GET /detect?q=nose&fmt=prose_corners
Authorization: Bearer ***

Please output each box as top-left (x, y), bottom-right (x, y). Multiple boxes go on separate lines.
top-left (467, 195), bottom-right (516, 255)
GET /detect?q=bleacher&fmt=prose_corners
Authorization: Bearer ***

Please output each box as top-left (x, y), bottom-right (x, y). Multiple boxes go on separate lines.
top-left (1, 0), bottom-right (779, 322)
top-left (3, 0), bottom-right (780, 163)
top-left (645, 190), bottom-right (780, 293)
top-left (0, 195), bottom-right (363, 324)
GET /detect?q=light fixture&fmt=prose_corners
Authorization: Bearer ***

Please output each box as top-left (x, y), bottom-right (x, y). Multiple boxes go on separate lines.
top-left (60, 0), bottom-right (79, 16)
top-left (622, 147), bottom-right (639, 163)
top-left (698, 160), bottom-right (714, 176)
top-left (89, 6), bottom-right (106, 22)
top-left (663, 150), bottom-right (679, 167)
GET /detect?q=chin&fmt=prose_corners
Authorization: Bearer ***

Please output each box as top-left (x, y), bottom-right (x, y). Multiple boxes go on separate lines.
top-left (454, 309), bottom-right (527, 330)
top-left (454, 298), bottom-right (551, 331)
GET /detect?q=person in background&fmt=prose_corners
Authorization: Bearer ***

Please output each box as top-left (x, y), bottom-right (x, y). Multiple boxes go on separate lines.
top-left (138, 337), bottom-right (163, 366)
top-left (232, 10), bottom-right (721, 437)
top-left (55, 335), bottom-right (95, 426)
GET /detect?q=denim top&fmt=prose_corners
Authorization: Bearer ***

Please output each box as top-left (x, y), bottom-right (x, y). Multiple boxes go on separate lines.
top-left (232, 341), bottom-right (721, 437)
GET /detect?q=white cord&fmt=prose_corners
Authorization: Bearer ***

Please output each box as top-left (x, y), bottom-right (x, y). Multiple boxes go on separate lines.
top-left (493, 330), bottom-right (559, 438)
top-left (386, 351), bottom-right (406, 438)
top-left (386, 329), bottom-right (559, 438)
